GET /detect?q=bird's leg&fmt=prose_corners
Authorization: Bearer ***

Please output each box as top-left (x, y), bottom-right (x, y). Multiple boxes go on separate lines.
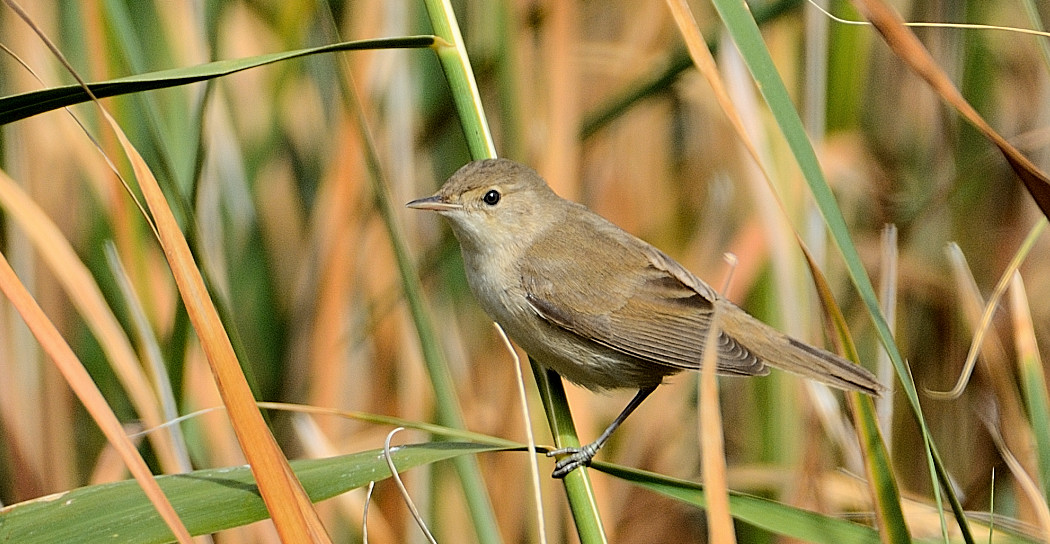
top-left (548, 386), bottom-right (657, 478)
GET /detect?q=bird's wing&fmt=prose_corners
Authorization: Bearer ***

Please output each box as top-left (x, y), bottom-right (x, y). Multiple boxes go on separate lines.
top-left (519, 217), bottom-right (767, 376)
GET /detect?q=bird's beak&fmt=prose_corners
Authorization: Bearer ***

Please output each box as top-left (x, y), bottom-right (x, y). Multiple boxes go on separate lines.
top-left (406, 195), bottom-right (462, 212)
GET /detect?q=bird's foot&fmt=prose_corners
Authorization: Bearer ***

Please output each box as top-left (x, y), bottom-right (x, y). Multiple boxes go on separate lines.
top-left (547, 443), bottom-right (599, 478)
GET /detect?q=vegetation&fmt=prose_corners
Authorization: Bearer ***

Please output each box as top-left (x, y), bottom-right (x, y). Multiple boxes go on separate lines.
top-left (0, 0), bottom-right (1048, 542)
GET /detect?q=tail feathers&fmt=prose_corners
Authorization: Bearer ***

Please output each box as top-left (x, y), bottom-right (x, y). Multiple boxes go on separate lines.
top-left (719, 304), bottom-right (884, 397)
top-left (779, 336), bottom-right (884, 396)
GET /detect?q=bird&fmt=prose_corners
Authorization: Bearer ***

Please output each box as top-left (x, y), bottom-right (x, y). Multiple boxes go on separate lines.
top-left (407, 158), bottom-right (883, 478)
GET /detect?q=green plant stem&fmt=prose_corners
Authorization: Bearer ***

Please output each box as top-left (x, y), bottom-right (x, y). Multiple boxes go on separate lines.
top-left (531, 361), bottom-right (608, 543)
top-left (420, 3), bottom-right (609, 540)
top-left (421, 0), bottom-right (496, 158)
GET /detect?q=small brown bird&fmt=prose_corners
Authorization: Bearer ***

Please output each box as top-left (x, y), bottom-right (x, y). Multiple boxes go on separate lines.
top-left (408, 158), bottom-right (882, 478)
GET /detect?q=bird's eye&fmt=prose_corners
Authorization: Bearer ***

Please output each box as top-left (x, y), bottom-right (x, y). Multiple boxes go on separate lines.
top-left (482, 189), bottom-right (501, 206)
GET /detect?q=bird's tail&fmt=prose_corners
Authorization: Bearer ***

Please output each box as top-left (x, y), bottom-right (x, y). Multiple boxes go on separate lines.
top-left (718, 301), bottom-right (884, 396)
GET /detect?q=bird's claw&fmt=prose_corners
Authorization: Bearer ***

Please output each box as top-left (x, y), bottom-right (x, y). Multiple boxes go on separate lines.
top-left (547, 443), bottom-right (599, 478)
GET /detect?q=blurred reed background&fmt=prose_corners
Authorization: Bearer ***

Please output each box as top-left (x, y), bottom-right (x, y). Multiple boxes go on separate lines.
top-left (0, 0), bottom-right (1048, 542)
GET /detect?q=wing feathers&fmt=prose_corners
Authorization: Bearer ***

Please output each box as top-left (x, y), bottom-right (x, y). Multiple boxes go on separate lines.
top-left (519, 214), bottom-right (880, 393)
